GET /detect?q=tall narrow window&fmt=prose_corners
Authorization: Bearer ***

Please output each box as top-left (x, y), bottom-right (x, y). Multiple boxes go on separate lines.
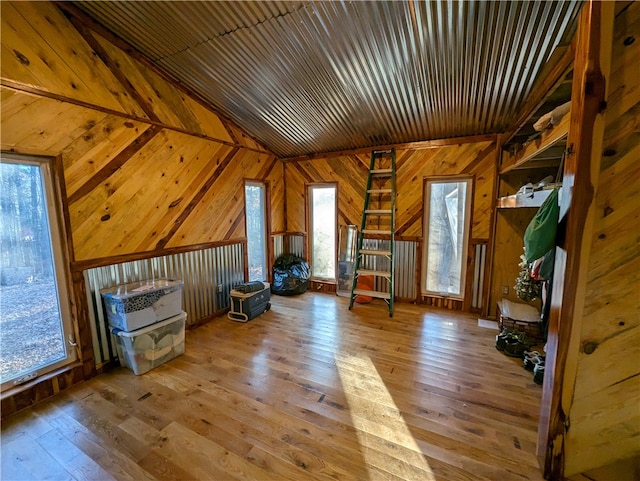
top-left (0, 154), bottom-right (76, 391)
top-left (422, 177), bottom-right (473, 298)
top-left (245, 181), bottom-right (268, 282)
top-left (308, 184), bottom-right (336, 280)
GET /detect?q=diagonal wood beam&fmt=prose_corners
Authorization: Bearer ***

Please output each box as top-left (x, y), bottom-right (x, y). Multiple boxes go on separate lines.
top-left (66, 16), bottom-right (161, 123)
top-left (256, 155), bottom-right (280, 181)
top-left (224, 207), bottom-right (246, 240)
top-left (462, 142), bottom-right (496, 174)
top-left (54, 1), bottom-right (274, 156)
top-left (395, 203), bottom-right (423, 237)
top-left (1, 79), bottom-right (270, 155)
top-left (156, 147), bottom-right (240, 249)
top-left (67, 125), bottom-right (162, 204)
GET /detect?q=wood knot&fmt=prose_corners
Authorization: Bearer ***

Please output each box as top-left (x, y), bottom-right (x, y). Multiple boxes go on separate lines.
top-left (124, 121), bottom-right (134, 128)
top-left (583, 342), bottom-right (597, 355)
top-left (13, 50), bottom-right (30, 66)
top-left (623, 36), bottom-right (635, 46)
top-left (100, 214), bottom-right (111, 222)
top-left (603, 206), bottom-right (614, 217)
top-left (603, 148), bottom-right (617, 157)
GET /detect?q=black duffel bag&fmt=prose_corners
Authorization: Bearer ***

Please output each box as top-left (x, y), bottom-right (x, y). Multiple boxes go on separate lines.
top-left (272, 254), bottom-right (310, 296)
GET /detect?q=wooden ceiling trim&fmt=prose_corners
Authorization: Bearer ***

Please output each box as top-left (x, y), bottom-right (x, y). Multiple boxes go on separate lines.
top-left (155, 146), bottom-right (240, 250)
top-left (54, 1), bottom-right (274, 156)
top-left (282, 134), bottom-right (497, 163)
top-left (0, 79), bottom-right (269, 155)
top-left (67, 16), bottom-right (161, 123)
top-left (66, 124), bottom-right (161, 204)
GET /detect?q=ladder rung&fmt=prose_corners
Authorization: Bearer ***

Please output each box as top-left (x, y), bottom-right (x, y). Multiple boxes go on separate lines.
top-left (357, 269), bottom-right (391, 278)
top-left (371, 169), bottom-right (392, 176)
top-left (362, 229), bottom-right (392, 235)
top-left (373, 149), bottom-right (393, 154)
top-left (353, 289), bottom-right (391, 300)
top-left (367, 189), bottom-right (392, 194)
top-left (359, 249), bottom-right (392, 256)
top-left (365, 209), bottom-right (392, 215)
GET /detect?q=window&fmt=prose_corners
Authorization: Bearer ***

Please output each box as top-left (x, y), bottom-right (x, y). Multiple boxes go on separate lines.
top-left (308, 184), bottom-right (336, 280)
top-left (0, 154), bottom-right (76, 391)
top-left (244, 181), bottom-right (268, 282)
top-left (422, 177), bottom-right (473, 298)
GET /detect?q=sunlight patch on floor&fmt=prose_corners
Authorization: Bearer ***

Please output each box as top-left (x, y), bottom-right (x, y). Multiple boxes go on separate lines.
top-left (335, 351), bottom-right (436, 481)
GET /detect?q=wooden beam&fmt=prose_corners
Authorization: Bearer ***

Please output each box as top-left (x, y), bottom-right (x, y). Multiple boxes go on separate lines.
top-left (462, 141), bottom-right (497, 174)
top-left (155, 147), bottom-right (240, 249)
top-left (66, 17), bottom-right (161, 122)
top-left (53, 1), bottom-right (274, 156)
top-left (395, 203), bottom-right (422, 237)
top-left (67, 125), bottom-right (162, 204)
top-left (282, 134), bottom-right (497, 163)
top-left (537, 1), bottom-right (614, 478)
top-left (256, 155), bottom-right (280, 181)
top-left (500, 111), bottom-right (570, 174)
top-left (502, 41), bottom-right (575, 145)
top-left (224, 208), bottom-right (246, 241)
top-left (0, 80), bottom-right (270, 154)
top-left (71, 237), bottom-right (247, 272)
top-left (483, 134), bottom-right (502, 318)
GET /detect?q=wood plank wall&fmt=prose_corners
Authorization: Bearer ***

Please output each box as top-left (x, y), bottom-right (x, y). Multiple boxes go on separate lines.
top-left (564, 1), bottom-right (640, 475)
top-left (1, 1), bottom-right (285, 261)
top-left (0, 0), bottom-right (284, 417)
top-left (285, 140), bottom-right (497, 308)
top-left (537, 1), bottom-right (639, 478)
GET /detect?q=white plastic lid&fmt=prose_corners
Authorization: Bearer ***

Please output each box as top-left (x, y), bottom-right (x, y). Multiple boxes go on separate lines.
top-left (113, 311), bottom-right (187, 337)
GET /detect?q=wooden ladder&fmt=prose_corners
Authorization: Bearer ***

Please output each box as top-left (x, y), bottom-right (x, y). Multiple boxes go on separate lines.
top-left (349, 149), bottom-right (396, 317)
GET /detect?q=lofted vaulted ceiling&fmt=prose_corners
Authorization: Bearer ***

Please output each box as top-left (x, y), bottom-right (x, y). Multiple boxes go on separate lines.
top-left (73, 1), bottom-right (582, 158)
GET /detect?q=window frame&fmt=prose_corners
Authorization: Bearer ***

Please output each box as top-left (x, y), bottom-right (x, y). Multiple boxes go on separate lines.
top-left (306, 183), bottom-right (338, 282)
top-left (0, 153), bottom-right (77, 392)
top-left (243, 179), bottom-right (270, 283)
top-left (421, 175), bottom-right (474, 300)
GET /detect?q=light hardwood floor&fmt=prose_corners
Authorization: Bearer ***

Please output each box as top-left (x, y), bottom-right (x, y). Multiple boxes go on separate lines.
top-left (1, 293), bottom-right (545, 481)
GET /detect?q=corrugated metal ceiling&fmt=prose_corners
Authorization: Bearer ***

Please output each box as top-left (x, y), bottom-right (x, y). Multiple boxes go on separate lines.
top-left (74, 1), bottom-right (582, 158)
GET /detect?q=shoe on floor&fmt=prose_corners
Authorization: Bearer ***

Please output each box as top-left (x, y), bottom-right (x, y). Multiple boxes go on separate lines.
top-left (534, 364), bottom-right (545, 385)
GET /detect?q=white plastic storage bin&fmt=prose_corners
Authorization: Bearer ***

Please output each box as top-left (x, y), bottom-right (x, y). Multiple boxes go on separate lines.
top-left (101, 279), bottom-right (183, 331)
top-left (112, 311), bottom-right (186, 375)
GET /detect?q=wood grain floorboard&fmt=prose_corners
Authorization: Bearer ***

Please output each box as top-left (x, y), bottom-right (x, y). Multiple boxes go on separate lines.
top-left (1, 293), bottom-right (545, 480)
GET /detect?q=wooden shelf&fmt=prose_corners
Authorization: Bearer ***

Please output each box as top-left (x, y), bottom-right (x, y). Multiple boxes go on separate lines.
top-left (500, 110), bottom-right (570, 174)
top-left (497, 189), bottom-right (554, 208)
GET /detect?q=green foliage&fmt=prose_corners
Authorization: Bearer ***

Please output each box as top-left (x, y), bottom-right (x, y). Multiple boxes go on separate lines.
top-left (514, 252), bottom-right (542, 302)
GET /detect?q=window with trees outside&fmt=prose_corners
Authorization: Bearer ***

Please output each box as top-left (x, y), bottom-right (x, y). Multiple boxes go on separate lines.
top-left (0, 153), bottom-right (76, 391)
top-left (308, 184), bottom-right (336, 280)
top-left (244, 181), bottom-right (268, 282)
top-left (422, 177), bottom-right (473, 299)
